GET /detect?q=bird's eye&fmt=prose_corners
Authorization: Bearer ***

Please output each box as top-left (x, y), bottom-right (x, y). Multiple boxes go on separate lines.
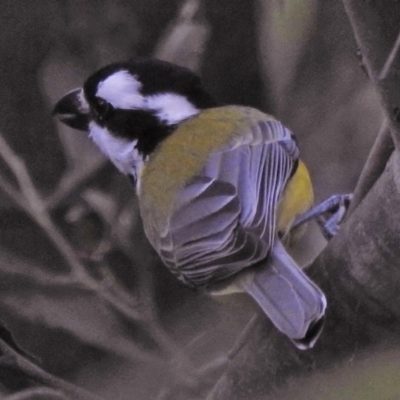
top-left (93, 97), bottom-right (114, 121)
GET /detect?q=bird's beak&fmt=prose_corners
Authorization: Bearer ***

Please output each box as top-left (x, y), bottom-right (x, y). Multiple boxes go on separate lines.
top-left (52, 88), bottom-right (90, 131)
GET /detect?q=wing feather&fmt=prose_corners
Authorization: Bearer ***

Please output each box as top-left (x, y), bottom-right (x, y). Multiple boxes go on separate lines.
top-left (151, 118), bottom-right (297, 287)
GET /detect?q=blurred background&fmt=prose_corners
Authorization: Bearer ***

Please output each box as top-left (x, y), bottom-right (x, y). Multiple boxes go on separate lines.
top-left (0, 1), bottom-right (382, 399)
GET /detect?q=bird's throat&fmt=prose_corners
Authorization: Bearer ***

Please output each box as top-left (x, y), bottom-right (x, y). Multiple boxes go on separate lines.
top-left (89, 121), bottom-right (145, 180)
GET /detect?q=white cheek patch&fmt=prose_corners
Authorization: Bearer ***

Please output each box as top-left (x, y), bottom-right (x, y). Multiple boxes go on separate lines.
top-left (96, 70), bottom-right (144, 110)
top-left (88, 122), bottom-right (145, 184)
top-left (144, 93), bottom-right (199, 125)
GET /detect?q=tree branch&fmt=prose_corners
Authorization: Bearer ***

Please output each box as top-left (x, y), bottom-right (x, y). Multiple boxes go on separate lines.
top-left (347, 119), bottom-right (394, 215)
top-left (343, 1), bottom-right (400, 148)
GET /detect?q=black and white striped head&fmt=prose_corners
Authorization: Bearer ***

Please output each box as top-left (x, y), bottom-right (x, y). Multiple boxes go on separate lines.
top-left (53, 59), bottom-right (216, 177)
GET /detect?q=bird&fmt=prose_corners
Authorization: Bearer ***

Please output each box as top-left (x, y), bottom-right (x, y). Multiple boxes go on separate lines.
top-left (53, 58), bottom-right (328, 349)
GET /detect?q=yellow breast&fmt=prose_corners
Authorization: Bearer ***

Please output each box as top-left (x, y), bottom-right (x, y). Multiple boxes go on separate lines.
top-left (277, 160), bottom-right (314, 239)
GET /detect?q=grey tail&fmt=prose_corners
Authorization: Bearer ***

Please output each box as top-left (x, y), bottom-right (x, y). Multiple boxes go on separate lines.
top-left (239, 239), bottom-right (326, 350)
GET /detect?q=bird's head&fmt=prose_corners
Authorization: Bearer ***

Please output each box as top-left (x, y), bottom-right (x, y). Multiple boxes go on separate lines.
top-left (53, 59), bottom-right (216, 178)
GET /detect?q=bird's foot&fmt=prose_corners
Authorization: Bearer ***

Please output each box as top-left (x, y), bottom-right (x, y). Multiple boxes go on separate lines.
top-left (292, 194), bottom-right (353, 240)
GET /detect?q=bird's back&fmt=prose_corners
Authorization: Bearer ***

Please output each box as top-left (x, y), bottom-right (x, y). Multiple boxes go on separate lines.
top-left (139, 105), bottom-right (300, 286)
top-left (139, 106), bottom-right (289, 230)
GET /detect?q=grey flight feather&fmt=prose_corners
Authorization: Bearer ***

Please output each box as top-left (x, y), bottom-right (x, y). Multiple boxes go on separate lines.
top-left (154, 119), bottom-right (296, 287)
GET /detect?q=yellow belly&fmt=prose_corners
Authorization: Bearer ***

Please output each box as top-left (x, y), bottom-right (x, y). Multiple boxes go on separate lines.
top-left (277, 160), bottom-right (314, 241)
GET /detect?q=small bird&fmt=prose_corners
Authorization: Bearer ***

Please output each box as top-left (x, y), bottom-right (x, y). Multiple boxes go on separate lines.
top-left (53, 58), bottom-right (327, 349)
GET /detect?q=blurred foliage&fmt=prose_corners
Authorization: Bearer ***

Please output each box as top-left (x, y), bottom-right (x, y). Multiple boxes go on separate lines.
top-left (260, 0), bottom-right (319, 112)
top-left (0, 0), bottom-right (388, 399)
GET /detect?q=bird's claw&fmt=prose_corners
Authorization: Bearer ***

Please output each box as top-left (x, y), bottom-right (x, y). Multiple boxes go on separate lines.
top-left (292, 193), bottom-right (353, 240)
top-left (316, 194), bottom-right (353, 239)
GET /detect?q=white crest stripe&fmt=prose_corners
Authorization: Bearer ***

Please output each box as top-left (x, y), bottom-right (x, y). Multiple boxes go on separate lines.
top-left (96, 70), bottom-right (144, 109)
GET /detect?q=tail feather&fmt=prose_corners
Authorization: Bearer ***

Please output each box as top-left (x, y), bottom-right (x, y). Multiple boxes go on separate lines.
top-left (239, 239), bottom-right (326, 349)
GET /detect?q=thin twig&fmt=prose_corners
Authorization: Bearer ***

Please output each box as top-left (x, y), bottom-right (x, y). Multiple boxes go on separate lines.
top-left (0, 132), bottom-right (147, 323)
top-left (0, 340), bottom-right (103, 400)
top-left (0, 132), bottom-right (90, 277)
top-left (0, 174), bottom-right (28, 209)
top-left (379, 29), bottom-right (400, 80)
top-left (346, 28), bottom-right (400, 216)
top-left (347, 119), bottom-right (394, 216)
top-left (4, 388), bottom-right (67, 400)
top-left (0, 262), bottom-right (78, 288)
top-left (35, 212), bottom-right (93, 281)
top-left (227, 314), bottom-right (258, 360)
top-left (0, 134), bottom-right (45, 214)
top-left (198, 356), bottom-right (228, 376)
top-left (45, 159), bottom-right (106, 211)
